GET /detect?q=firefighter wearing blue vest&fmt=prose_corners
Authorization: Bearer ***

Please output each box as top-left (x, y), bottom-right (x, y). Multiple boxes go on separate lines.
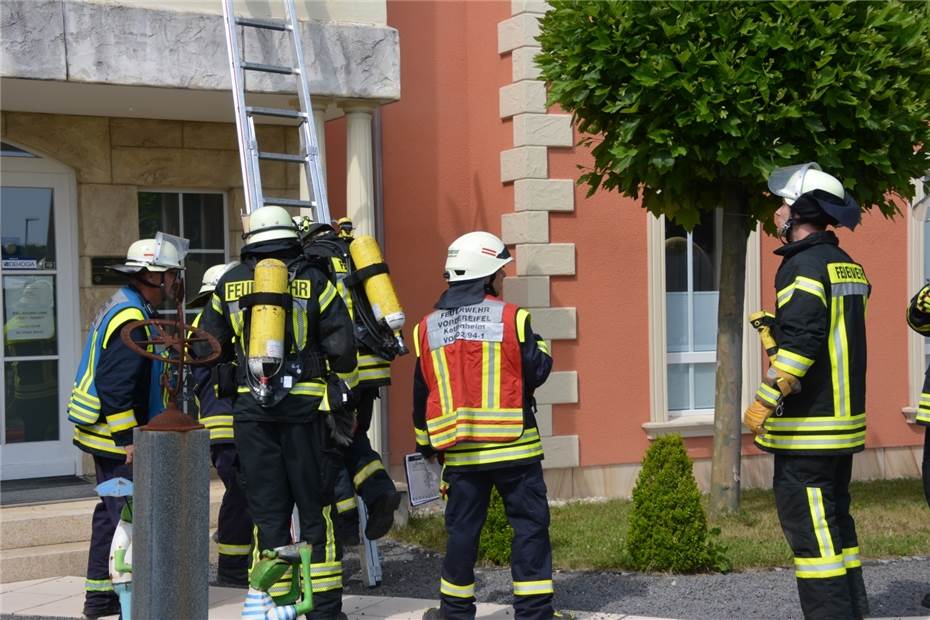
top-left (906, 282), bottom-right (930, 609)
top-left (744, 163), bottom-right (869, 619)
top-left (295, 216), bottom-right (401, 544)
top-left (67, 237), bottom-right (182, 619)
top-left (196, 206), bottom-right (357, 619)
top-left (189, 262), bottom-right (253, 586)
top-left (412, 231), bottom-right (556, 620)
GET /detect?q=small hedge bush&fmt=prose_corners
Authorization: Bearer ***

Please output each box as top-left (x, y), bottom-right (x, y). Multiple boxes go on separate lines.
top-left (626, 434), bottom-right (730, 573)
top-left (478, 487), bottom-right (513, 565)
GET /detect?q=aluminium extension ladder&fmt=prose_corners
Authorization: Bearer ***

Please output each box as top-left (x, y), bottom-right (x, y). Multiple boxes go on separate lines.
top-left (221, 0), bottom-right (383, 587)
top-left (221, 0), bottom-right (330, 223)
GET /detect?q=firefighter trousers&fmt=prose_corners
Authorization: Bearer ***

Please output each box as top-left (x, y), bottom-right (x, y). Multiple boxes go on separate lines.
top-left (344, 389), bottom-right (395, 503)
top-left (773, 453), bottom-right (869, 620)
top-left (922, 426), bottom-right (930, 508)
top-left (332, 389), bottom-right (397, 543)
top-left (235, 418), bottom-right (343, 619)
top-left (439, 462), bottom-right (553, 620)
top-left (211, 443), bottom-right (253, 580)
top-left (83, 455), bottom-right (130, 615)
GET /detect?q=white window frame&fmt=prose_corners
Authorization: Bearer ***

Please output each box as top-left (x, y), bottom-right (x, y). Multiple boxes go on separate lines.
top-left (137, 188), bottom-right (230, 317)
top-left (904, 175), bottom-right (930, 423)
top-left (644, 213), bottom-right (761, 437)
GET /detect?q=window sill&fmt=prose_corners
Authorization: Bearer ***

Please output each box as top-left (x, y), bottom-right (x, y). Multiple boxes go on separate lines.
top-left (901, 406), bottom-right (917, 425)
top-left (643, 415), bottom-right (716, 439)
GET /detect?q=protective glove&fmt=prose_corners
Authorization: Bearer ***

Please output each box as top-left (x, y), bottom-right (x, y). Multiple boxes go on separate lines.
top-left (324, 409), bottom-right (356, 448)
top-left (743, 400), bottom-right (774, 435)
top-left (767, 366), bottom-right (801, 397)
top-left (324, 374), bottom-right (357, 447)
top-left (917, 283), bottom-right (930, 315)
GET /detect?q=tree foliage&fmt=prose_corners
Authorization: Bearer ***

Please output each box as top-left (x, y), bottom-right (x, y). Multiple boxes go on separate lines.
top-left (536, 0), bottom-right (930, 231)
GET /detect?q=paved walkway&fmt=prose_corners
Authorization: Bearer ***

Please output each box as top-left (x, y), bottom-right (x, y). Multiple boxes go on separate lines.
top-left (0, 576), bottom-right (649, 619)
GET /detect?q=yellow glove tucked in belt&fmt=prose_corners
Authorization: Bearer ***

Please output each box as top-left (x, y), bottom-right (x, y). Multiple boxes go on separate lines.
top-left (743, 399), bottom-right (774, 435)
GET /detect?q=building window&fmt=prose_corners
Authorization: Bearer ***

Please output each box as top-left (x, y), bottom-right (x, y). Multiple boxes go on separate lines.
top-left (138, 191), bottom-right (229, 318)
top-left (665, 210), bottom-right (721, 416)
top-left (907, 175), bottom-right (930, 413)
top-left (645, 212), bottom-right (761, 436)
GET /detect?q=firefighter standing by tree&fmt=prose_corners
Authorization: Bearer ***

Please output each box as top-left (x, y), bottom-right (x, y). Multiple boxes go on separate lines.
top-left (196, 206), bottom-right (357, 619)
top-left (295, 216), bottom-right (401, 543)
top-left (67, 237), bottom-right (183, 619)
top-left (188, 262), bottom-right (253, 586)
top-left (905, 282), bottom-right (930, 609)
top-left (412, 231), bottom-right (555, 620)
top-left (744, 163), bottom-right (870, 619)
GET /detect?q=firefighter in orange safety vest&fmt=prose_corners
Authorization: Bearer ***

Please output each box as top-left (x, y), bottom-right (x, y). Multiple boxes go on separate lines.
top-left (412, 231), bottom-right (557, 620)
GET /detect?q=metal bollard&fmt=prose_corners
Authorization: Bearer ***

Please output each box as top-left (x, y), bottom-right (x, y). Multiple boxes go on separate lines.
top-left (131, 425), bottom-right (210, 619)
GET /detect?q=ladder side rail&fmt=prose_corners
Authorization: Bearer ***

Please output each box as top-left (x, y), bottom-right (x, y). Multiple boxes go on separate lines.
top-left (221, 0), bottom-right (261, 215)
top-left (246, 115), bottom-right (266, 211)
top-left (283, 0), bottom-right (332, 226)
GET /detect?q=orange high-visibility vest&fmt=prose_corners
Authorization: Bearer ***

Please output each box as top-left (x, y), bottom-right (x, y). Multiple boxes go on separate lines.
top-left (417, 297), bottom-right (524, 450)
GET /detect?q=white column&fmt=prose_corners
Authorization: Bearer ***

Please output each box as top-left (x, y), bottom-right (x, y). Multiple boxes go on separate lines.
top-left (343, 101), bottom-right (383, 453)
top-left (300, 101), bottom-right (330, 220)
top-left (344, 103), bottom-right (375, 235)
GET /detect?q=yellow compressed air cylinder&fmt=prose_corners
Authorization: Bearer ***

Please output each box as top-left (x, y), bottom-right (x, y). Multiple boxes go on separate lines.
top-left (247, 258), bottom-right (288, 378)
top-left (349, 235), bottom-right (405, 332)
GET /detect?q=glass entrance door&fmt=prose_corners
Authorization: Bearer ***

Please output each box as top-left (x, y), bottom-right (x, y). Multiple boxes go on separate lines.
top-left (1, 144), bottom-right (79, 480)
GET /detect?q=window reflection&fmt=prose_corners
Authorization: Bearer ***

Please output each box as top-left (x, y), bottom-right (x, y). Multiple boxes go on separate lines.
top-left (1, 187), bottom-right (56, 270)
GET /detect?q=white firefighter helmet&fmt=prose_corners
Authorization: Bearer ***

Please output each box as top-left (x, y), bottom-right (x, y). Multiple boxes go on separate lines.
top-left (244, 206), bottom-right (298, 245)
top-left (768, 162), bottom-right (860, 230)
top-left (198, 261), bottom-right (238, 296)
top-left (109, 237), bottom-right (184, 274)
top-left (189, 261), bottom-right (238, 307)
top-left (444, 231), bottom-right (513, 282)
top-left (768, 163), bottom-right (845, 206)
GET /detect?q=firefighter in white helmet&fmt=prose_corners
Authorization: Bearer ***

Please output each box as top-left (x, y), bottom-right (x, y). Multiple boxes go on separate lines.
top-left (67, 236), bottom-right (185, 618)
top-left (412, 231), bottom-right (559, 620)
top-left (195, 206), bottom-right (357, 618)
top-left (745, 163), bottom-right (869, 619)
top-left (188, 262), bottom-right (253, 586)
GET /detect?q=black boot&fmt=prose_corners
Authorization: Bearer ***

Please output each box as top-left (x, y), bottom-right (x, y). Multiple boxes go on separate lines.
top-left (82, 593), bottom-right (121, 619)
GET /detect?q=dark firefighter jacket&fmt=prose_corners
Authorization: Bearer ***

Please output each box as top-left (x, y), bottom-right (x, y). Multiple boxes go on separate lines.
top-left (196, 241), bottom-right (357, 422)
top-left (906, 287), bottom-right (930, 426)
top-left (756, 231), bottom-right (869, 455)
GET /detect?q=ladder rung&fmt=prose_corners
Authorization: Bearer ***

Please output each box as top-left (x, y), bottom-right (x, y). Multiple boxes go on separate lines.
top-left (258, 151), bottom-right (307, 163)
top-left (236, 17), bottom-right (290, 31)
top-left (247, 106), bottom-right (306, 120)
top-left (241, 62), bottom-right (294, 75)
top-left (263, 197), bottom-right (315, 209)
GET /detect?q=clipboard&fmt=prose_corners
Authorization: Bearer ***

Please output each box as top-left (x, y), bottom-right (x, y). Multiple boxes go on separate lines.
top-left (404, 452), bottom-right (442, 507)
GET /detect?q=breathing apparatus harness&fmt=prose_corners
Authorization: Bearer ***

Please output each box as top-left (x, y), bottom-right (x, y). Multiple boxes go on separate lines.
top-left (234, 254), bottom-right (326, 408)
top-left (301, 226), bottom-right (406, 361)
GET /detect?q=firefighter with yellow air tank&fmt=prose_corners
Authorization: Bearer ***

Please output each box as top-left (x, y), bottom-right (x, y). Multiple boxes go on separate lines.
top-left (195, 206), bottom-right (357, 619)
top-left (295, 215), bottom-right (402, 544)
top-left (744, 163), bottom-right (870, 619)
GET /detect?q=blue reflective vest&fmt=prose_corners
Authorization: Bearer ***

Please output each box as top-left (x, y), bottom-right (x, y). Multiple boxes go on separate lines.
top-left (68, 286), bottom-right (164, 458)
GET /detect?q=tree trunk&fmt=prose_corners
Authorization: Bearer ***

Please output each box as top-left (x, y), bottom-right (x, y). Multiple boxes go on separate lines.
top-left (709, 189), bottom-right (749, 517)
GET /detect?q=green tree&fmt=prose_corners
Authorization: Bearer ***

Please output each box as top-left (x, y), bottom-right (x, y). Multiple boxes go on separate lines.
top-left (537, 0), bottom-right (930, 515)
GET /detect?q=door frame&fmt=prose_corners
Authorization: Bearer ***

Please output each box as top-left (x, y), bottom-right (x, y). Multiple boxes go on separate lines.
top-left (1, 144), bottom-right (81, 480)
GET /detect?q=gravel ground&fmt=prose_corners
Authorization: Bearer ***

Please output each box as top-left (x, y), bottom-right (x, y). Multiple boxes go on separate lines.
top-left (340, 541), bottom-right (930, 619)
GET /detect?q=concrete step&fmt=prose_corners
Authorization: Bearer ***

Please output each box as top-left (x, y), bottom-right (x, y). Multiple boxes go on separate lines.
top-left (1, 481), bottom-right (226, 551)
top-left (0, 541), bottom-right (88, 584)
